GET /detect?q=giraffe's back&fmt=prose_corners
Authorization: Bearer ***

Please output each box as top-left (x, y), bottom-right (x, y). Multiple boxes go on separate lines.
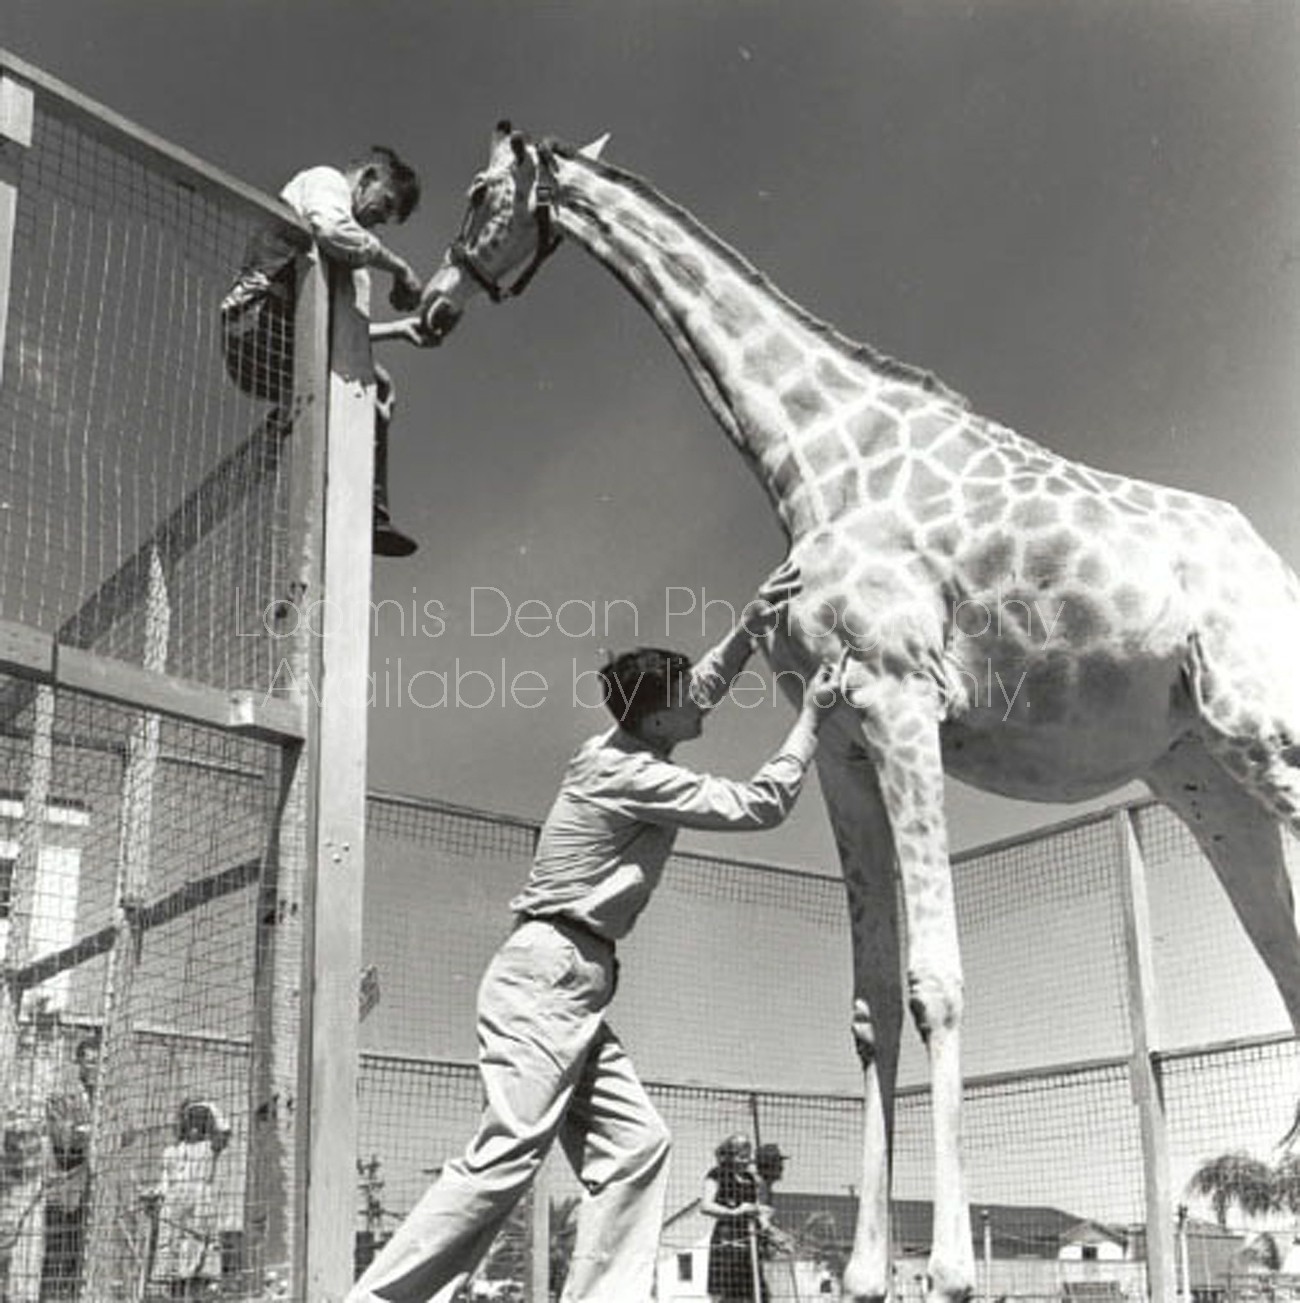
top-left (785, 414), bottom-right (1300, 803)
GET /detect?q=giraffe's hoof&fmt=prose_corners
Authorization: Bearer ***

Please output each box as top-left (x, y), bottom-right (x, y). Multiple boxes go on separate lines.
top-left (840, 1263), bottom-right (889, 1303)
top-left (926, 1264), bottom-right (975, 1303)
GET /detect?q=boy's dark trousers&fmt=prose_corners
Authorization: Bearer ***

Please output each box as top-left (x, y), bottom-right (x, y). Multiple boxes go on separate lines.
top-left (220, 294), bottom-right (416, 557)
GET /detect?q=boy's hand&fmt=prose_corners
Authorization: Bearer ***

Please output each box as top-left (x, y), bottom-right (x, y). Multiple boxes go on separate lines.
top-left (742, 559), bottom-right (803, 638)
top-left (389, 265), bottom-right (424, 312)
top-left (370, 317), bottom-right (428, 346)
top-left (391, 317), bottom-right (430, 346)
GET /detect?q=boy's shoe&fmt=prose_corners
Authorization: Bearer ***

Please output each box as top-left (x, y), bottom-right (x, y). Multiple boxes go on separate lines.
top-left (372, 508), bottom-right (418, 558)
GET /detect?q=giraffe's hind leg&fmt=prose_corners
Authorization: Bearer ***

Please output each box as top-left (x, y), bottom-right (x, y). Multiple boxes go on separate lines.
top-left (1145, 736), bottom-right (1300, 1043)
top-left (1183, 631), bottom-right (1300, 839)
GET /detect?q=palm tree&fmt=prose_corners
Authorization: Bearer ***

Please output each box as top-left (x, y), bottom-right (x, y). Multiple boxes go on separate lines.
top-left (1271, 1153), bottom-right (1300, 1220)
top-left (1187, 1152), bottom-right (1276, 1228)
top-left (1236, 1231), bottom-right (1285, 1273)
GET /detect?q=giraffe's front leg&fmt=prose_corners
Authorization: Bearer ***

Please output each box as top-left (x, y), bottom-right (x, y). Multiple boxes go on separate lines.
top-left (766, 630), bottom-right (904, 1303)
top-left (847, 670), bottom-right (973, 1303)
top-left (813, 721), bottom-right (903, 1303)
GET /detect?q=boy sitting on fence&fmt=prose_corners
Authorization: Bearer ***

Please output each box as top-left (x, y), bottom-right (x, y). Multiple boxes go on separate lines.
top-left (220, 145), bottom-right (425, 557)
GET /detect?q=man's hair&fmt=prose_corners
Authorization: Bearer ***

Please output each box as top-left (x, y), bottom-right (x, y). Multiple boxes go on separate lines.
top-left (598, 647), bottom-right (692, 731)
top-left (754, 1143), bottom-right (787, 1181)
top-left (358, 144), bottom-right (421, 221)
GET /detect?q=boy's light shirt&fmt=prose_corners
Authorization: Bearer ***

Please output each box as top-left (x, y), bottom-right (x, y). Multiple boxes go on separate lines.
top-left (280, 166), bottom-right (382, 267)
top-left (221, 164), bottom-right (379, 315)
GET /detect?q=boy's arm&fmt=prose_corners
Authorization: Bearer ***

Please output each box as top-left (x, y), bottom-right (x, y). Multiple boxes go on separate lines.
top-left (689, 559), bottom-right (803, 709)
top-left (291, 169), bottom-right (422, 307)
top-left (370, 316), bottom-right (428, 345)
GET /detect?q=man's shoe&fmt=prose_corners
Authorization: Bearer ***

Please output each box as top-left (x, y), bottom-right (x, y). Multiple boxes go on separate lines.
top-left (372, 517), bottom-right (419, 558)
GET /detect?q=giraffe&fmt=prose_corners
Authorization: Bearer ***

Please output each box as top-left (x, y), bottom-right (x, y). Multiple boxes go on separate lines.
top-left (408, 122), bottom-right (1300, 1302)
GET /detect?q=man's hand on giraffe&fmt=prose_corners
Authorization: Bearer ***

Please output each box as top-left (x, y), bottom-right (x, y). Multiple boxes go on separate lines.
top-left (742, 558), bottom-right (803, 638)
top-left (805, 659), bottom-right (845, 722)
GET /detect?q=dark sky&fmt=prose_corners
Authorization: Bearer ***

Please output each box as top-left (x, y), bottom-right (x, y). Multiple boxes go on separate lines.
top-left (7, 0), bottom-right (1300, 864)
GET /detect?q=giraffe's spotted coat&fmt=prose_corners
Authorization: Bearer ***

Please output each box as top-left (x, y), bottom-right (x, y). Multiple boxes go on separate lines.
top-left (442, 131), bottom-right (1300, 1303)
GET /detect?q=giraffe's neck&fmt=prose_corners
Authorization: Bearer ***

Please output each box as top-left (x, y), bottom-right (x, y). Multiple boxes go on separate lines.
top-left (547, 149), bottom-right (964, 536)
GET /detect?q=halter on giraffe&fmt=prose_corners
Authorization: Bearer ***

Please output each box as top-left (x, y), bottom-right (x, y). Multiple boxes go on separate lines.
top-left (411, 122), bottom-right (1300, 1302)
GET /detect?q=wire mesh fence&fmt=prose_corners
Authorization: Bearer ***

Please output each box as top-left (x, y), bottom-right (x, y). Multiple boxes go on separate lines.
top-left (0, 51), bottom-right (334, 1303)
top-left (358, 792), bottom-right (1300, 1302)
top-left (0, 678), bottom-right (287, 1301)
top-left (0, 55), bottom-right (303, 695)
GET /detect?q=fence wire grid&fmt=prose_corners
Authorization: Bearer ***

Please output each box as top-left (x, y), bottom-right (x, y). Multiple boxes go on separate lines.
top-left (358, 793), bottom-right (1300, 1303)
top-left (0, 679), bottom-right (286, 1301)
top-left (0, 62), bottom-right (302, 695)
top-left (1, 52), bottom-right (321, 1303)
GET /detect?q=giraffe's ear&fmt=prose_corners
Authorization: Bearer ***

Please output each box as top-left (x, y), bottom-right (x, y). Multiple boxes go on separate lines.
top-left (579, 133), bottom-right (610, 160)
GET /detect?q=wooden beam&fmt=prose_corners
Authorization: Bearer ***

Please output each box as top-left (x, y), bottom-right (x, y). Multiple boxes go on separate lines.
top-left (0, 619), bottom-right (52, 679)
top-left (1115, 808), bottom-right (1175, 1303)
top-left (0, 73), bottom-right (34, 389)
top-left (245, 251), bottom-right (328, 1298)
top-left (0, 684), bottom-right (53, 1303)
top-left (10, 854), bottom-right (263, 993)
top-left (301, 261), bottom-right (375, 1302)
top-left (0, 73), bottom-right (35, 147)
top-left (0, 618), bottom-right (302, 742)
top-left (58, 644), bottom-right (303, 742)
top-left (529, 1160), bottom-right (551, 1303)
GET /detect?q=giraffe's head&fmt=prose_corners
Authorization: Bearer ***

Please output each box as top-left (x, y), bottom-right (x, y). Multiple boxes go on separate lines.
top-left (416, 121), bottom-right (607, 342)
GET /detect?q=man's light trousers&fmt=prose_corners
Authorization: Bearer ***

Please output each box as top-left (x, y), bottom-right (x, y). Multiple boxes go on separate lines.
top-left (348, 918), bottom-right (671, 1303)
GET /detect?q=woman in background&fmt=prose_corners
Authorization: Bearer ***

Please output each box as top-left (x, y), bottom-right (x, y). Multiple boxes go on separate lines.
top-left (701, 1134), bottom-right (768, 1303)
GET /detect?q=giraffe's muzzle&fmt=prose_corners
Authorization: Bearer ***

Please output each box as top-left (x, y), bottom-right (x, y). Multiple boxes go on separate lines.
top-left (419, 296), bottom-right (461, 345)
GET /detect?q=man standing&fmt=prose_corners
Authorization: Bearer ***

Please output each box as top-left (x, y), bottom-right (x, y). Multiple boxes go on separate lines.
top-left (348, 564), bottom-right (839, 1303)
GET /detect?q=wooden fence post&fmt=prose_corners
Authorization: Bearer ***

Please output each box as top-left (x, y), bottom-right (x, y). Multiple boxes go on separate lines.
top-left (1115, 808), bottom-right (1175, 1303)
top-left (245, 249), bottom-right (329, 1298)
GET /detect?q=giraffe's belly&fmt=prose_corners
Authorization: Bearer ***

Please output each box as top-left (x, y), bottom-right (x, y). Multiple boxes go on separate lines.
top-left (937, 646), bottom-right (1191, 802)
